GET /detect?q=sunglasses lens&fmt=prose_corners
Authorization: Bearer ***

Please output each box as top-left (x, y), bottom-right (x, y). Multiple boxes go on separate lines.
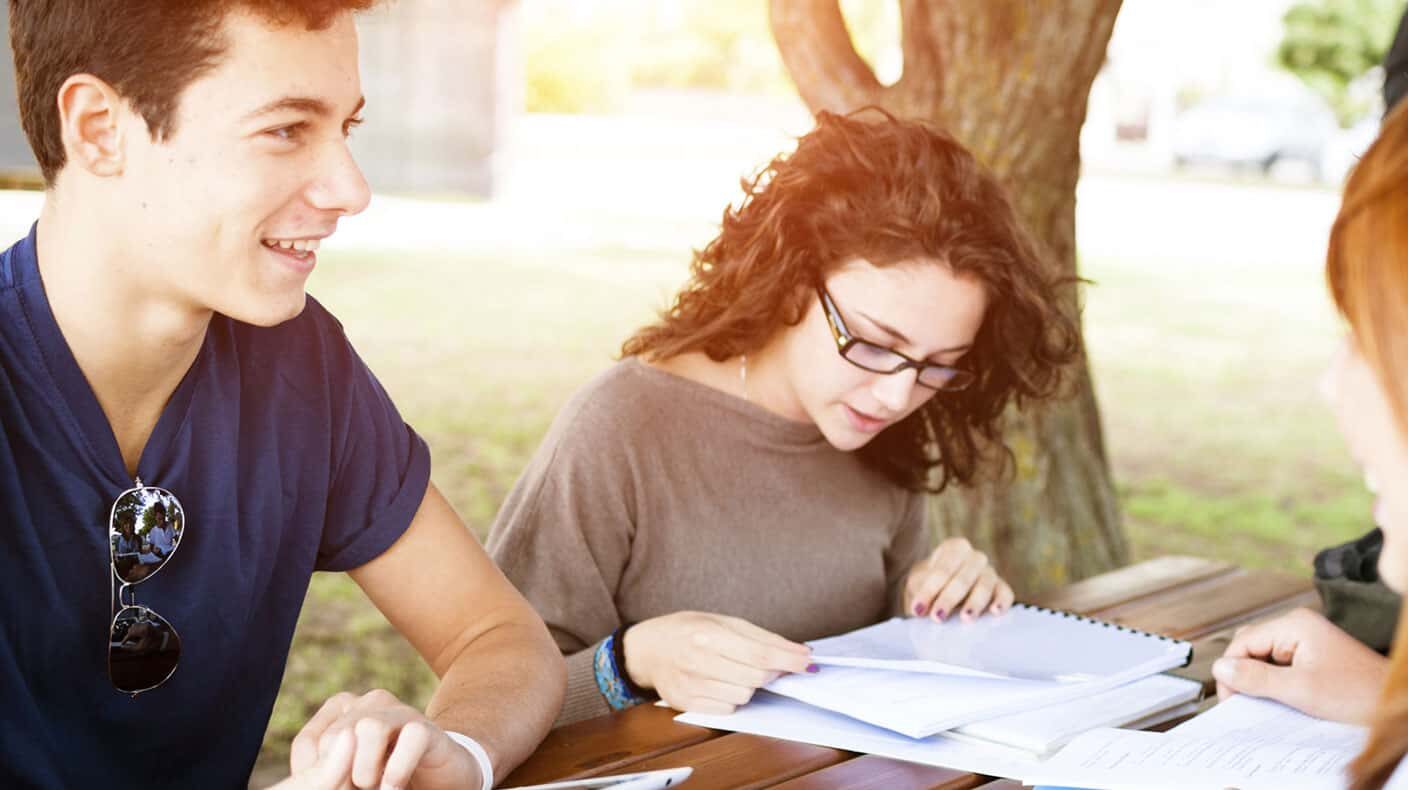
top-left (109, 487), bottom-right (184, 584)
top-left (109, 606), bottom-right (181, 693)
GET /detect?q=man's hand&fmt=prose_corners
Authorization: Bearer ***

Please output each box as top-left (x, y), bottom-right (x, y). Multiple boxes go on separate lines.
top-left (289, 689), bottom-right (484, 790)
top-left (623, 611), bottom-right (813, 716)
top-left (267, 730), bottom-right (355, 789)
top-left (1213, 607), bottom-right (1389, 724)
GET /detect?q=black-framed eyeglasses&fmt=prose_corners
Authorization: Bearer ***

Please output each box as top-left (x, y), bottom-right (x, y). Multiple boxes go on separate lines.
top-left (817, 286), bottom-right (976, 391)
top-left (108, 479), bottom-right (185, 696)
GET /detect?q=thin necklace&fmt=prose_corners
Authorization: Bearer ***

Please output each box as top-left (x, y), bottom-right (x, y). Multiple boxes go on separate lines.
top-left (739, 354), bottom-right (749, 402)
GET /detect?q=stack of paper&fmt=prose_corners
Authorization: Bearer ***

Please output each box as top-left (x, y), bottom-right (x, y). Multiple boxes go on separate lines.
top-left (1019, 695), bottom-right (1369, 790)
top-left (677, 604), bottom-right (1200, 771)
top-left (765, 606), bottom-right (1195, 739)
top-left (679, 675), bottom-right (1201, 768)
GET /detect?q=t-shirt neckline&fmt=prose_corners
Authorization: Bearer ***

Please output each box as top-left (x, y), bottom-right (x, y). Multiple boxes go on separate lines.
top-left (10, 222), bottom-right (210, 489)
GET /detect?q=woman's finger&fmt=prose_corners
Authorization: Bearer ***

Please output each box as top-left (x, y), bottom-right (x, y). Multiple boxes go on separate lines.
top-left (702, 622), bottom-right (811, 674)
top-left (992, 580), bottom-right (1015, 613)
top-left (930, 551), bottom-right (988, 621)
top-left (956, 571), bottom-right (998, 621)
top-left (684, 674), bottom-right (759, 708)
top-left (907, 540), bottom-right (971, 616)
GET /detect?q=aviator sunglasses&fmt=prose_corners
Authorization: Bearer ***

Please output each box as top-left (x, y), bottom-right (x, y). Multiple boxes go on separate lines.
top-left (107, 479), bottom-right (185, 696)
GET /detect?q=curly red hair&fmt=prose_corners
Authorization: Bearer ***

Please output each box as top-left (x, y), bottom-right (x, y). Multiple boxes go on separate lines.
top-left (623, 109), bottom-right (1081, 492)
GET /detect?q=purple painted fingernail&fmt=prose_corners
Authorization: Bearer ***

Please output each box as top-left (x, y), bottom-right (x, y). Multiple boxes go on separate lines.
top-left (806, 664), bottom-right (820, 673)
top-left (914, 602), bottom-right (927, 616)
top-left (934, 608), bottom-right (947, 621)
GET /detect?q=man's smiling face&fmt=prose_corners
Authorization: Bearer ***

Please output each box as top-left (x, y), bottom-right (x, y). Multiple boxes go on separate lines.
top-left (114, 8), bottom-right (371, 326)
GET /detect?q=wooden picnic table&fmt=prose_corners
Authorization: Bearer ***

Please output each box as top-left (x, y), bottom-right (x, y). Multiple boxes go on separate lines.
top-left (504, 555), bottom-right (1319, 790)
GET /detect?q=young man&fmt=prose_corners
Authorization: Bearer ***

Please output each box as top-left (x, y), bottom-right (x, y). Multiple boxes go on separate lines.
top-left (2, 1), bottom-right (564, 787)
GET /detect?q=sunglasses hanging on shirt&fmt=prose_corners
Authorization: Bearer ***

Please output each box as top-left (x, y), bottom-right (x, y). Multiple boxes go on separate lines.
top-left (107, 480), bottom-right (185, 696)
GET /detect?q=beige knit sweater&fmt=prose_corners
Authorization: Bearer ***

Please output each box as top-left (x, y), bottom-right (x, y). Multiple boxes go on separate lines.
top-left (487, 358), bottom-right (928, 726)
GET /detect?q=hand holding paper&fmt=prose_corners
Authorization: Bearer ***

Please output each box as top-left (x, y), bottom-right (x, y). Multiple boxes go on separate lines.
top-left (904, 537), bottom-right (1015, 622)
top-left (623, 611), bottom-right (813, 716)
top-left (1212, 607), bottom-right (1388, 725)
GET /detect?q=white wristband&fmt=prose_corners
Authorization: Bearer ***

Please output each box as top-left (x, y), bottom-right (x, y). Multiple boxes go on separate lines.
top-left (444, 730), bottom-right (494, 790)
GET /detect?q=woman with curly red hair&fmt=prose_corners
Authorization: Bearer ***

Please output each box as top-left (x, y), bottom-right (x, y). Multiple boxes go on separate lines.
top-left (488, 109), bottom-right (1082, 726)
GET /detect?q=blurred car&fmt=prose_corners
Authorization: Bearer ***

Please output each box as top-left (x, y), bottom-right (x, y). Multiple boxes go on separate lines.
top-left (1170, 95), bottom-right (1338, 178)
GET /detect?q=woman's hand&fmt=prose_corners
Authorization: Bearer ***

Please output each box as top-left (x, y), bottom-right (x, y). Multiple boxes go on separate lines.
top-left (1213, 607), bottom-right (1389, 725)
top-left (622, 612), bottom-right (814, 715)
top-left (904, 537), bottom-right (1014, 622)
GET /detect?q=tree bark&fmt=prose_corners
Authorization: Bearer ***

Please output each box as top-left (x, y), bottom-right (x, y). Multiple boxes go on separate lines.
top-left (771, 0), bottom-right (1128, 593)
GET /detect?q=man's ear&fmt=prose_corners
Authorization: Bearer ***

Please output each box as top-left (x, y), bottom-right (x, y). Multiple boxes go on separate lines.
top-left (56, 73), bottom-right (130, 178)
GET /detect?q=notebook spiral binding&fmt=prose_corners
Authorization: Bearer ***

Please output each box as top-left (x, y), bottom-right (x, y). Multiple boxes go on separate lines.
top-left (1013, 602), bottom-right (1195, 668)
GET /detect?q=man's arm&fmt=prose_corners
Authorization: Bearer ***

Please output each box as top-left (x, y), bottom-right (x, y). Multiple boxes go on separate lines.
top-left (289, 482), bottom-right (565, 789)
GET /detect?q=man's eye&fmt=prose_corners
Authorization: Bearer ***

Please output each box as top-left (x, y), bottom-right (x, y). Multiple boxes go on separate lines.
top-left (268, 123), bottom-right (306, 142)
top-left (342, 116), bottom-right (364, 138)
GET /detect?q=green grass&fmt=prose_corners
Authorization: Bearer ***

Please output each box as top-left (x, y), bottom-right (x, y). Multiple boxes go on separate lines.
top-left (250, 239), bottom-right (1372, 781)
top-left (1082, 250), bottom-right (1369, 572)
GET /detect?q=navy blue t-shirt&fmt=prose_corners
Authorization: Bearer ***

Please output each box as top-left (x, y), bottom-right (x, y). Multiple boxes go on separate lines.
top-left (0, 224), bottom-right (432, 788)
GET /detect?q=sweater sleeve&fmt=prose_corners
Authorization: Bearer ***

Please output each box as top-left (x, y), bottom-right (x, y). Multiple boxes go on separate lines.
top-left (884, 490), bottom-right (931, 617)
top-left (486, 386), bottom-right (639, 727)
top-left (558, 641), bottom-right (612, 726)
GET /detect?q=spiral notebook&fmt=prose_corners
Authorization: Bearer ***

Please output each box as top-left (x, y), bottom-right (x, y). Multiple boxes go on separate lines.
top-left (765, 604), bottom-right (1193, 739)
top-left (810, 604), bottom-right (1191, 682)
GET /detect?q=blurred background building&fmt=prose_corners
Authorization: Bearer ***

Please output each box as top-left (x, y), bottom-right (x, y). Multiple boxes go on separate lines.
top-left (0, 0), bottom-right (517, 195)
top-left (2, 0), bottom-right (1396, 190)
top-left (0, 2), bottom-right (31, 180)
top-left (352, 0), bottom-right (517, 195)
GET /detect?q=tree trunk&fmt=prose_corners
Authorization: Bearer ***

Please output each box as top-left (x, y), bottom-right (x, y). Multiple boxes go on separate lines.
top-left (771, 0), bottom-right (1129, 593)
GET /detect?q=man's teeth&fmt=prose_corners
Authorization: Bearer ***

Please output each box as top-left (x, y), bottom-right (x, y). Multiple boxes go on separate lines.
top-left (263, 239), bottom-right (321, 253)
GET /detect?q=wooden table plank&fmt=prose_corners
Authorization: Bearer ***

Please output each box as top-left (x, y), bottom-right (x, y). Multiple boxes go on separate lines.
top-left (1034, 556), bottom-right (1237, 616)
top-left (619, 733), bottom-right (849, 789)
top-left (501, 704), bottom-right (718, 786)
top-left (974, 781), bottom-right (1023, 789)
top-left (1097, 569), bottom-right (1313, 640)
top-left (770, 756), bottom-right (988, 790)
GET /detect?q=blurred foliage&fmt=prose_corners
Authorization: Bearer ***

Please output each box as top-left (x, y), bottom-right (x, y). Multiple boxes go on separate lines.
top-left (522, 0), bottom-right (899, 113)
top-left (1277, 0), bottom-right (1402, 124)
top-left (523, 9), bottom-right (633, 113)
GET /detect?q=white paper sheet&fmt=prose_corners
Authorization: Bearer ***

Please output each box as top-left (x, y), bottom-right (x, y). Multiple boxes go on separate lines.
top-left (1022, 696), bottom-right (1369, 790)
top-left (676, 691), bottom-right (1042, 779)
top-left (781, 610), bottom-right (1193, 738)
top-left (951, 674), bottom-right (1202, 755)
top-left (766, 658), bottom-right (1194, 739)
top-left (1171, 694), bottom-right (1366, 750)
top-left (809, 609), bottom-right (1190, 682)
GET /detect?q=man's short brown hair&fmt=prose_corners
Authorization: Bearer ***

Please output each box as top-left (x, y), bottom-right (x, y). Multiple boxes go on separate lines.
top-left (9, 0), bottom-right (378, 184)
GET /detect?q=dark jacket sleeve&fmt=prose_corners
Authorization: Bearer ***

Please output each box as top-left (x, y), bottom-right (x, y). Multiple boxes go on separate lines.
top-left (1314, 528), bottom-right (1403, 654)
top-left (1385, 8), bottom-right (1408, 114)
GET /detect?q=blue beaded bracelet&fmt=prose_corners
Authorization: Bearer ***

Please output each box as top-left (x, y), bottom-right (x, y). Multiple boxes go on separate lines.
top-left (593, 629), bottom-right (652, 711)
